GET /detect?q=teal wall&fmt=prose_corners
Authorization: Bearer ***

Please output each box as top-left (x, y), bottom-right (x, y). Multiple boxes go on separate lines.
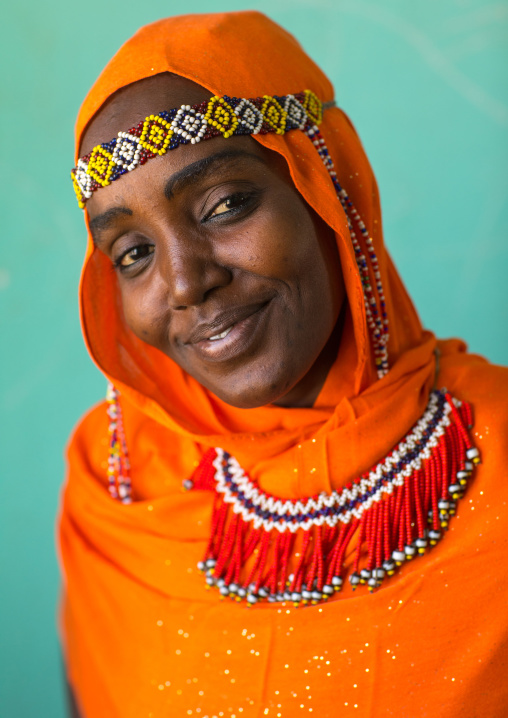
top-left (1, 1), bottom-right (507, 715)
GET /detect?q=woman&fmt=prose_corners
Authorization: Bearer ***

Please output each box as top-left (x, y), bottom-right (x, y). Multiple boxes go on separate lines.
top-left (60, 11), bottom-right (508, 717)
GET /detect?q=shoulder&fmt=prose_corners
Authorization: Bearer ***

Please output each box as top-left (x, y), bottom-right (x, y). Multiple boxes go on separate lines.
top-left (440, 356), bottom-right (508, 498)
top-left (457, 362), bottom-right (508, 439)
top-left (440, 353), bottom-right (508, 425)
top-left (67, 400), bottom-right (109, 450)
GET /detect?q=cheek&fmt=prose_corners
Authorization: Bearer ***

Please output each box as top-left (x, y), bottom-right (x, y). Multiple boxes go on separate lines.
top-left (120, 282), bottom-right (164, 341)
top-left (227, 198), bottom-right (322, 281)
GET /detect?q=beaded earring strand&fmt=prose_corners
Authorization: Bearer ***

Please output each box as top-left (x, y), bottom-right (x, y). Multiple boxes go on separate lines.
top-left (106, 383), bottom-right (131, 503)
top-left (304, 124), bottom-right (389, 378)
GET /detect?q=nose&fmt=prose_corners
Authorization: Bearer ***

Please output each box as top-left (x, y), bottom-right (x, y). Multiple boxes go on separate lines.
top-left (159, 232), bottom-right (232, 310)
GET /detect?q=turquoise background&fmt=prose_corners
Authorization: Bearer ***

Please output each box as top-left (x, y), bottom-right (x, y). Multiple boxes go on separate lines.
top-left (1, 1), bottom-right (507, 715)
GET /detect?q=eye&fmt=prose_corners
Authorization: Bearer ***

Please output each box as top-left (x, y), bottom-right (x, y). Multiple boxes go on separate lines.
top-left (206, 192), bottom-right (251, 220)
top-left (115, 244), bottom-right (154, 269)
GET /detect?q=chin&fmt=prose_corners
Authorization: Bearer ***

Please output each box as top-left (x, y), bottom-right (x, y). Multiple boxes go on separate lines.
top-left (206, 375), bottom-right (293, 410)
top-left (211, 388), bottom-right (277, 410)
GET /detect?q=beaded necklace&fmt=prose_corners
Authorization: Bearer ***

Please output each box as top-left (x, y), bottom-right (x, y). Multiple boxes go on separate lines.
top-left (106, 384), bottom-right (479, 606)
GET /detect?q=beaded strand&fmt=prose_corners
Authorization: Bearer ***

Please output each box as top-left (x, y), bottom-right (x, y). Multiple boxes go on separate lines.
top-left (304, 125), bottom-right (389, 377)
top-left (106, 383), bottom-right (132, 503)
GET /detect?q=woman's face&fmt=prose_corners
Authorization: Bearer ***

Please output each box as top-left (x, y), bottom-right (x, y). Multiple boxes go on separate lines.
top-left (82, 75), bottom-right (345, 409)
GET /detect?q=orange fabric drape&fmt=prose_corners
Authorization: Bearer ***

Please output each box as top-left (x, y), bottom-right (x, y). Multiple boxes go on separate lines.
top-left (59, 11), bottom-right (508, 717)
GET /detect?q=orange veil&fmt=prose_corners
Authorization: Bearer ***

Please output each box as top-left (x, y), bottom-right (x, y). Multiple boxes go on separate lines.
top-left (60, 11), bottom-right (508, 717)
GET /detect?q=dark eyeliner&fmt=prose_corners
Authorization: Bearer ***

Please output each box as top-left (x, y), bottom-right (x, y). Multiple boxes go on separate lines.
top-left (113, 244), bottom-right (154, 272)
top-left (203, 190), bottom-right (260, 223)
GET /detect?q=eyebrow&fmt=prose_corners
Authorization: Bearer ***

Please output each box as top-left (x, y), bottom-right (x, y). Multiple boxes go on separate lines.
top-left (164, 149), bottom-right (267, 200)
top-left (88, 149), bottom-right (266, 243)
top-left (89, 207), bottom-right (133, 242)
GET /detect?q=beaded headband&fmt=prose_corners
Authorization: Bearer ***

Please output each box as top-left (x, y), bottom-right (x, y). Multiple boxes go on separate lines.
top-left (71, 90), bottom-right (328, 209)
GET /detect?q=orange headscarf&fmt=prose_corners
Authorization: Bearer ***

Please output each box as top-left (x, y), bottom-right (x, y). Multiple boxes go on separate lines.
top-left (60, 11), bottom-right (508, 717)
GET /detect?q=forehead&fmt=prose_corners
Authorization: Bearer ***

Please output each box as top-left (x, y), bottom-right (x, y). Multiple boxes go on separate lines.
top-left (80, 73), bottom-right (212, 157)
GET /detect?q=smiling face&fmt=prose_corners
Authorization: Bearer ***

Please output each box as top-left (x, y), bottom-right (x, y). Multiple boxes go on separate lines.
top-left (81, 74), bottom-right (345, 409)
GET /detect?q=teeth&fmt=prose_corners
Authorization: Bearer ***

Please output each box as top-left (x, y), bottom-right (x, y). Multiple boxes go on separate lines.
top-left (208, 326), bottom-right (233, 341)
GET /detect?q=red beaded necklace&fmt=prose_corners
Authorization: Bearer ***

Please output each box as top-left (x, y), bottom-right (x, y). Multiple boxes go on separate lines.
top-left (106, 384), bottom-right (479, 607)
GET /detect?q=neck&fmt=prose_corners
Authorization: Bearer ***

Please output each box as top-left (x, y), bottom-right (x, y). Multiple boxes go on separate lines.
top-left (273, 302), bottom-right (346, 409)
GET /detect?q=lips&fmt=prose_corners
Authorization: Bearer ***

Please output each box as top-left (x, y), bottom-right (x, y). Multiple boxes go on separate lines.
top-left (182, 300), bottom-right (271, 363)
top-left (184, 302), bottom-right (269, 345)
